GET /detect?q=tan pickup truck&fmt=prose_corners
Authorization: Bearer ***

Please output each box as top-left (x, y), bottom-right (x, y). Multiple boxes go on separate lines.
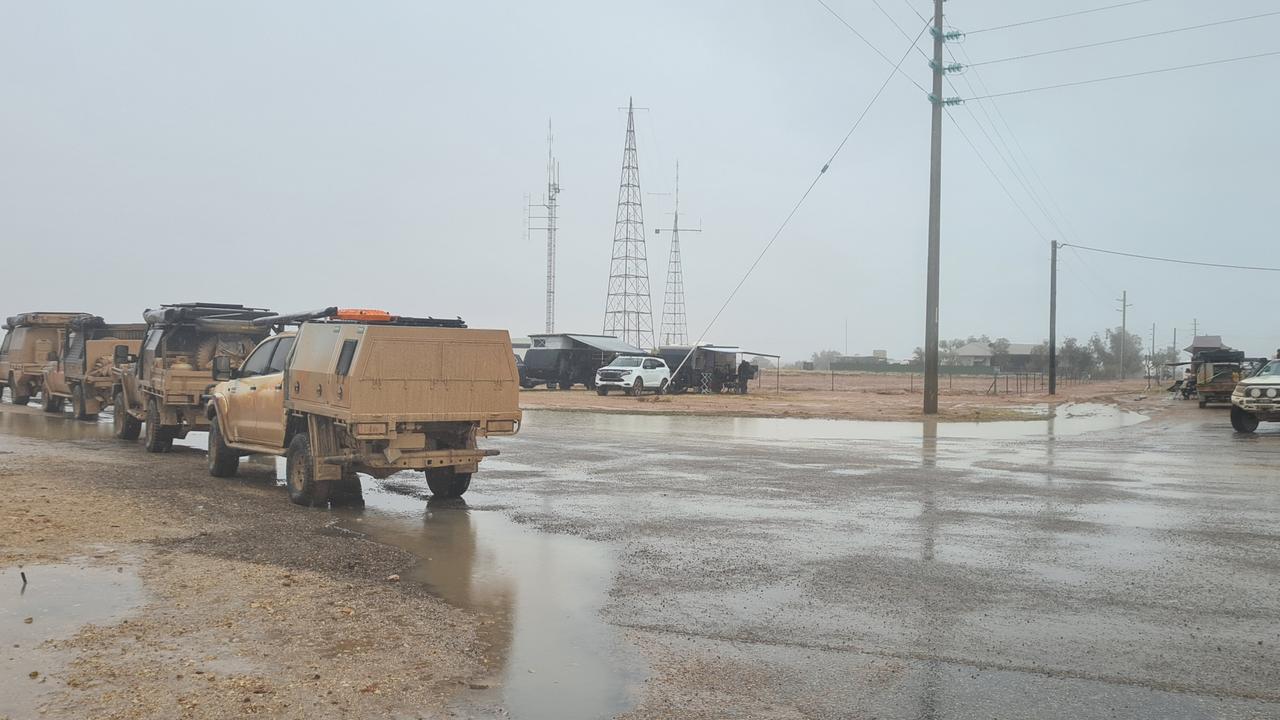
top-left (204, 308), bottom-right (521, 506)
top-left (41, 318), bottom-right (146, 419)
top-left (112, 303), bottom-right (275, 451)
top-left (2, 312), bottom-right (96, 407)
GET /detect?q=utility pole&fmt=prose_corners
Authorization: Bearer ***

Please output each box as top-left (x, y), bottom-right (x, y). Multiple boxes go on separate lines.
top-left (1173, 328), bottom-right (1177, 362)
top-left (1116, 290), bottom-right (1132, 379)
top-left (922, 0), bottom-right (945, 415)
top-left (1049, 241), bottom-right (1058, 395)
top-left (1150, 322), bottom-right (1156, 387)
top-left (603, 98), bottom-right (655, 350)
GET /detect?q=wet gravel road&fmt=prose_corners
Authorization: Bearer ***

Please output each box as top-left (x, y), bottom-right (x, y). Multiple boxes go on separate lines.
top-left (476, 405), bottom-right (1280, 719)
top-left (4, 400), bottom-right (1279, 719)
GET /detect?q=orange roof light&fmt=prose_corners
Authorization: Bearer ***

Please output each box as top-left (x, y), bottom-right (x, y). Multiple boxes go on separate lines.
top-left (333, 308), bottom-right (393, 322)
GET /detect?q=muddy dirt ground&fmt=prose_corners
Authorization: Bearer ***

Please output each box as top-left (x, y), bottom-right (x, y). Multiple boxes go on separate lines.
top-left (3, 392), bottom-right (1279, 719)
top-left (520, 371), bottom-right (1160, 421)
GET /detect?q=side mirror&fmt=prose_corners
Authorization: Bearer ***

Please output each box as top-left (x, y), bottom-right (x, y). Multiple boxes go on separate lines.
top-left (113, 345), bottom-right (131, 365)
top-left (211, 355), bottom-right (235, 382)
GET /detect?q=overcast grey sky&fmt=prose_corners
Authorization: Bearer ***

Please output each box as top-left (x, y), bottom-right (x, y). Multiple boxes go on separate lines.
top-left (2, 1), bottom-right (1276, 361)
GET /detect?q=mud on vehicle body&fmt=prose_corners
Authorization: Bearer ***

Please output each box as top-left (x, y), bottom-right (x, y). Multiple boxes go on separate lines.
top-left (41, 318), bottom-right (146, 420)
top-left (1230, 359), bottom-right (1280, 433)
top-left (112, 303), bottom-right (274, 451)
top-left (204, 308), bottom-right (521, 506)
top-left (1, 312), bottom-right (97, 407)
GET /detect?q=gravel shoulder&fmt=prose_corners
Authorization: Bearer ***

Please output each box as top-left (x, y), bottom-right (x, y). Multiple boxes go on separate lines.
top-left (1, 406), bottom-right (486, 720)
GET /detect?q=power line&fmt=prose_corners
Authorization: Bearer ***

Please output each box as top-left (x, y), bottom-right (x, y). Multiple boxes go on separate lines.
top-left (1063, 242), bottom-right (1280, 272)
top-left (944, 108), bottom-right (1050, 242)
top-left (966, 50), bottom-right (1280, 100)
top-left (875, 0), bottom-right (1065, 245)
top-left (670, 18), bottom-right (933, 379)
top-left (968, 10), bottom-right (1280, 67)
top-left (815, 0), bottom-right (928, 94)
top-left (966, 0), bottom-right (1159, 35)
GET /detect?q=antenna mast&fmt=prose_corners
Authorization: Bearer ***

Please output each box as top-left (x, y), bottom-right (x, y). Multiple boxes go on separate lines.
top-left (655, 161), bottom-right (701, 346)
top-left (602, 98), bottom-right (655, 350)
top-left (527, 120), bottom-right (561, 333)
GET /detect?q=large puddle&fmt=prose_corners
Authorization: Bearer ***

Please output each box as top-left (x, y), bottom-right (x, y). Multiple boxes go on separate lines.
top-left (336, 485), bottom-right (644, 719)
top-left (527, 402), bottom-right (1147, 440)
top-left (0, 558), bottom-right (143, 718)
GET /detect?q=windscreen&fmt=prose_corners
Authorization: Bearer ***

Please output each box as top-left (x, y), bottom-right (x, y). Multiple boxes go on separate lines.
top-left (612, 356), bottom-right (643, 368)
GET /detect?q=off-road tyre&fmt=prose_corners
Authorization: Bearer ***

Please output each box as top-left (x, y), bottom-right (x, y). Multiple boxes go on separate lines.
top-left (1231, 405), bottom-right (1259, 434)
top-left (426, 468), bottom-right (471, 499)
top-left (656, 379), bottom-right (668, 396)
top-left (1198, 397), bottom-right (1208, 409)
top-left (207, 414), bottom-right (239, 477)
top-left (285, 434), bottom-right (331, 507)
top-left (597, 386), bottom-right (609, 396)
top-left (627, 378), bottom-right (644, 397)
top-left (42, 391), bottom-right (64, 413)
top-left (9, 374), bottom-right (29, 406)
top-left (331, 471), bottom-right (364, 507)
top-left (144, 398), bottom-right (173, 453)
top-left (71, 384), bottom-right (97, 420)
top-left (112, 390), bottom-right (141, 440)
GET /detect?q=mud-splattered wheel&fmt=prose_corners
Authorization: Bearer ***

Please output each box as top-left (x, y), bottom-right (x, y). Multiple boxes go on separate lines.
top-left (627, 378), bottom-right (644, 397)
top-left (71, 384), bottom-right (97, 421)
top-left (1231, 405), bottom-right (1259, 434)
top-left (207, 414), bottom-right (239, 477)
top-left (143, 398), bottom-right (173, 453)
top-left (426, 468), bottom-right (471, 499)
top-left (112, 390), bottom-right (141, 440)
top-left (285, 434), bottom-right (331, 507)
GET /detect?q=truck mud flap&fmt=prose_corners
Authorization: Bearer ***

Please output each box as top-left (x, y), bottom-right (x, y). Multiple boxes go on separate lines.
top-left (307, 415), bottom-right (343, 481)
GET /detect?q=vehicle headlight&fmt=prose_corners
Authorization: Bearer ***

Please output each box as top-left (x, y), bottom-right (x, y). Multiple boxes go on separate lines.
top-left (1250, 388), bottom-right (1263, 398)
top-left (1269, 388), bottom-right (1279, 398)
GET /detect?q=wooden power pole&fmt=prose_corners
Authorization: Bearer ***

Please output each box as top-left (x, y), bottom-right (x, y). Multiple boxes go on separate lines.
top-left (923, 0), bottom-right (945, 415)
top-left (1049, 241), bottom-right (1058, 395)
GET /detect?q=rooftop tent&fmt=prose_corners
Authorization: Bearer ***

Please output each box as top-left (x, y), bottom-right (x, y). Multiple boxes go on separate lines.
top-left (564, 335), bottom-right (645, 355)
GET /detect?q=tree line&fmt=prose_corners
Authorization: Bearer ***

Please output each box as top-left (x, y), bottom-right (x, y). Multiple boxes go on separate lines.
top-left (798, 327), bottom-right (1177, 378)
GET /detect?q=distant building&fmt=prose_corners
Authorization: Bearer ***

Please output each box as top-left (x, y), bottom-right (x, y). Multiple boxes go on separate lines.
top-left (954, 341), bottom-right (1039, 371)
top-left (830, 354), bottom-right (889, 371)
top-left (1183, 335), bottom-right (1230, 355)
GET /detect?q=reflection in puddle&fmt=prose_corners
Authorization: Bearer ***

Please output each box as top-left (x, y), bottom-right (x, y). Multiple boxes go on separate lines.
top-left (0, 559), bottom-right (143, 718)
top-left (528, 402), bottom-right (1146, 441)
top-left (338, 485), bottom-right (643, 720)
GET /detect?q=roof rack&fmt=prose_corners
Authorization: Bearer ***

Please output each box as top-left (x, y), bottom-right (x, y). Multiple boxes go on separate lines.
top-left (251, 307), bottom-right (467, 329)
top-left (143, 304), bottom-right (276, 325)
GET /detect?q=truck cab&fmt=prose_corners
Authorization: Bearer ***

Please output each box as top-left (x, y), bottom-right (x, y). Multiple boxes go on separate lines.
top-left (1230, 360), bottom-right (1280, 433)
top-left (205, 308), bottom-right (521, 507)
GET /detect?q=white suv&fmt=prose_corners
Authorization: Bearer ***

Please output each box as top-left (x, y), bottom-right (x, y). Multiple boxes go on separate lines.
top-left (595, 355), bottom-right (670, 396)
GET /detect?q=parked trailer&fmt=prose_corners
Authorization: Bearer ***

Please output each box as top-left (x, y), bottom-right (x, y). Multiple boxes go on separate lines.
top-left (657, 345), bottom-right (756, 394)
top-left (522, 334), bottom-right (643, 390)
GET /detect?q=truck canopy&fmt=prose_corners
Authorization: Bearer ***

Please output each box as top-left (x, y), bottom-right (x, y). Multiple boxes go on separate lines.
top-left (285, 322), bottom-right (520, 425)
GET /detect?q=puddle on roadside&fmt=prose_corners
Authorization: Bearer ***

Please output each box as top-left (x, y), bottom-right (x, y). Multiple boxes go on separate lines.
top-left (0, 558), bottom-right (143, 718)
top-left (0, 406), bottom-right (116, 442)
top-left (528, 402), bottom-right (1147, 441)
top-left (335, 482), bottom-right (645, 720)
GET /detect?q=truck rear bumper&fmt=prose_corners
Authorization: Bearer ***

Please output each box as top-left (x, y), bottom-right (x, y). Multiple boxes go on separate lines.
top-left (321, 447), bottom-right (497, 472)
